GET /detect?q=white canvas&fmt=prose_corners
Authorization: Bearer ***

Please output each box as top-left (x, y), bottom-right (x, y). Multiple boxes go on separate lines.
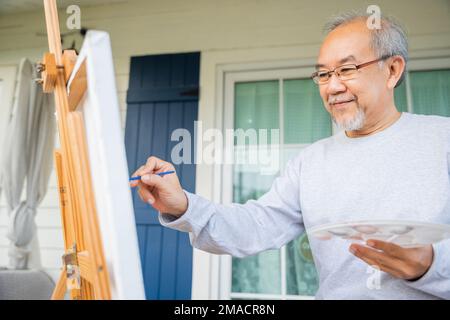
top-left (67, 31), bottom-right (145, 299)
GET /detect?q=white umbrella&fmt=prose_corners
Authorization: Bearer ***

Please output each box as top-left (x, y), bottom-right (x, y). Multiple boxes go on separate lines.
top-left (0, 58), bottom-right (55, 269)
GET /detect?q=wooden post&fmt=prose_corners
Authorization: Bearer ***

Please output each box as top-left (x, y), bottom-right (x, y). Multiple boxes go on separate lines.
top-left (42, 0), bottom-right (111, 300)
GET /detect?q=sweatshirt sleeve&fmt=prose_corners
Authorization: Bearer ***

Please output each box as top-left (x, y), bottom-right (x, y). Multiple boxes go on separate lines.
top-left (158, 155), bottom-right (305, 258)
top-left (405, 124), bottom-right (450, 299)
top-left (404, 239), bottom-right (450, 299)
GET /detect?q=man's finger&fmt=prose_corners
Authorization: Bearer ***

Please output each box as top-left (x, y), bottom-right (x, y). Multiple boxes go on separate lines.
top-left (131, 157), bottom-right (167, 188)
top-left (144, 156), bottom-right (168, 173)
top-left (352, 251), bottom-right (403, 278)
top-left (136, 157), bottom-right (173, 180)
top-left (140, 173), bottom-right (165, 189)
top-left (133, 157), bottom-right (163, 179)
top-left (366, 239), bottom-right (406, 259)
top-left (130, 165), bottom-right (146, 188)
top-left (132, 165), bottom-right (146, 177)
top-left (137, 182), bottom-right (156, 205)
top-left (350, 243), bottom-right (399, 269)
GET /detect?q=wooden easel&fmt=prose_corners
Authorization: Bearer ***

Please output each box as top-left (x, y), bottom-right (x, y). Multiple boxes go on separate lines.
top-left (37, 0), bottom-right (111, 299)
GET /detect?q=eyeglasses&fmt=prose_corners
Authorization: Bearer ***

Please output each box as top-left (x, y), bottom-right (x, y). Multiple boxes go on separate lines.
top-left (311, 55), bottom-right (391, 85)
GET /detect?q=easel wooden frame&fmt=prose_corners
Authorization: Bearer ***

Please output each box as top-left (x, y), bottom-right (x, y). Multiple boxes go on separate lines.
top-left (38, 0), bottom-right (111, 299)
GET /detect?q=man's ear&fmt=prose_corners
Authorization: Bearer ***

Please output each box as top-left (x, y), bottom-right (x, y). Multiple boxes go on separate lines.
top-left (387, 56), bottom-right (406, 89)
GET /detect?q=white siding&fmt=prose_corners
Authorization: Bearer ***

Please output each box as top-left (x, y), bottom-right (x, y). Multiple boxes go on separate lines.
top-left (0, 0), bottom-right (449, 293)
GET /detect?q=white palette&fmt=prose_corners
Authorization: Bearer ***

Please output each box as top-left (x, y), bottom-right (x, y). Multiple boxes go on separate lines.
top-left (308, 220), bottom-right (450, 248)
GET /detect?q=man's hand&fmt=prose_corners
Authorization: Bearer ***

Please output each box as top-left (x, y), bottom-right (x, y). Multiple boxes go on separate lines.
top-left (349, 240), bottom-right (434, 280)
top-left (130, 156), bottom-right (188, 217)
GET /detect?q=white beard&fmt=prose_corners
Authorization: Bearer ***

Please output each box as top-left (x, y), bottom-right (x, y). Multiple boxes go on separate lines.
top-left (332, 107), bottom-right (366, 131)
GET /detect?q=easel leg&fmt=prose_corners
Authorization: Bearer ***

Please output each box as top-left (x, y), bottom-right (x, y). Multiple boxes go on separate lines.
top-left (51, 270), bottom-right (67, 300)
top-left (53, 150), bottom-right (82, 300)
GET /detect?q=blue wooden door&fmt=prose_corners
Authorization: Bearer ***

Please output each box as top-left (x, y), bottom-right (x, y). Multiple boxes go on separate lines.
top-left (124, 52), bottom-right (199, 299)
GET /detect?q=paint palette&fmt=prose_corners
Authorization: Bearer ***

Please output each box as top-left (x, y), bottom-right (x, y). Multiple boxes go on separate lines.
top-left (308, 220), bottom-right (450, 248)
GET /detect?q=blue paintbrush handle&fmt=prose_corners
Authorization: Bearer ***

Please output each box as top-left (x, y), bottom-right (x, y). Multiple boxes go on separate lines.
top-left (129, 170), bottom-right (175, 181)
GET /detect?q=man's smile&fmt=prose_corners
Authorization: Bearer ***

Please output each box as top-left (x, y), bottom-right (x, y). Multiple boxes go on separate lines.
top-left (329, 98), bottom-right (355, 109)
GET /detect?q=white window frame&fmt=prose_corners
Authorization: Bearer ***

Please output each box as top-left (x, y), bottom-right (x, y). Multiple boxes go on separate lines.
top-left (212, 54), bottom-right (450, 300)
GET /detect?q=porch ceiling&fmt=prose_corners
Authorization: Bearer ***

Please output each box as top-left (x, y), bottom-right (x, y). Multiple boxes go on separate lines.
top-left (0, 0), bottom-right (127, 15)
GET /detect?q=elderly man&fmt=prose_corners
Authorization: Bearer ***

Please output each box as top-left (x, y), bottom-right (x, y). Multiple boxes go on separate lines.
top-left (130, 12), bottom-right (450, 299)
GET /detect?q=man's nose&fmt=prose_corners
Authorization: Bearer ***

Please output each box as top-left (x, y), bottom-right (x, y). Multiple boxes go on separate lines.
top-left (326, 73), bottom-right (347, 95)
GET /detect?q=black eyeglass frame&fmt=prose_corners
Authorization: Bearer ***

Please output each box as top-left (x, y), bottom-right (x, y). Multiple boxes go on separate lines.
top-left (311, 55), bottom-right (392, 84)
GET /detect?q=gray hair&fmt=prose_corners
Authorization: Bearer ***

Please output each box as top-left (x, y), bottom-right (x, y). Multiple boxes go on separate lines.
top-left (324, 11), bottom-right (408, 87)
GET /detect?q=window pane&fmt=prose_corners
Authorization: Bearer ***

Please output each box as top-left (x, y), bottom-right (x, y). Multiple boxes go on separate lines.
top-left (232, 80), bottom-right (281, 295)
top-left (233, 170), bottom-right (275, 204)
top-left (410, 69), bottom-right (450, 116)
top-left (283, 79), bottom-right (332, 144)
top-left (235, 81), bottom-right (279, 144)
top-left (394, 80), bottom-right (408, 113)
top-left (232, 169), bottom-right (281, 294)
top-left (286, 233), bottom-right (319, 296)
top-left (232, 249), bottom-right (281, 294)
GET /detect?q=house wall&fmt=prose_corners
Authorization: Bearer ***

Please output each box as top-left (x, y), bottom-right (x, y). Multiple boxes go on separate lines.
top-left (0, 0), bottom-right (449, 297)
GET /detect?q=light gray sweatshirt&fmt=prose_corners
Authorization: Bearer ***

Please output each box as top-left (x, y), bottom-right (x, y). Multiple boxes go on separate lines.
top-left (159, 112), bottom-right (450, 299)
